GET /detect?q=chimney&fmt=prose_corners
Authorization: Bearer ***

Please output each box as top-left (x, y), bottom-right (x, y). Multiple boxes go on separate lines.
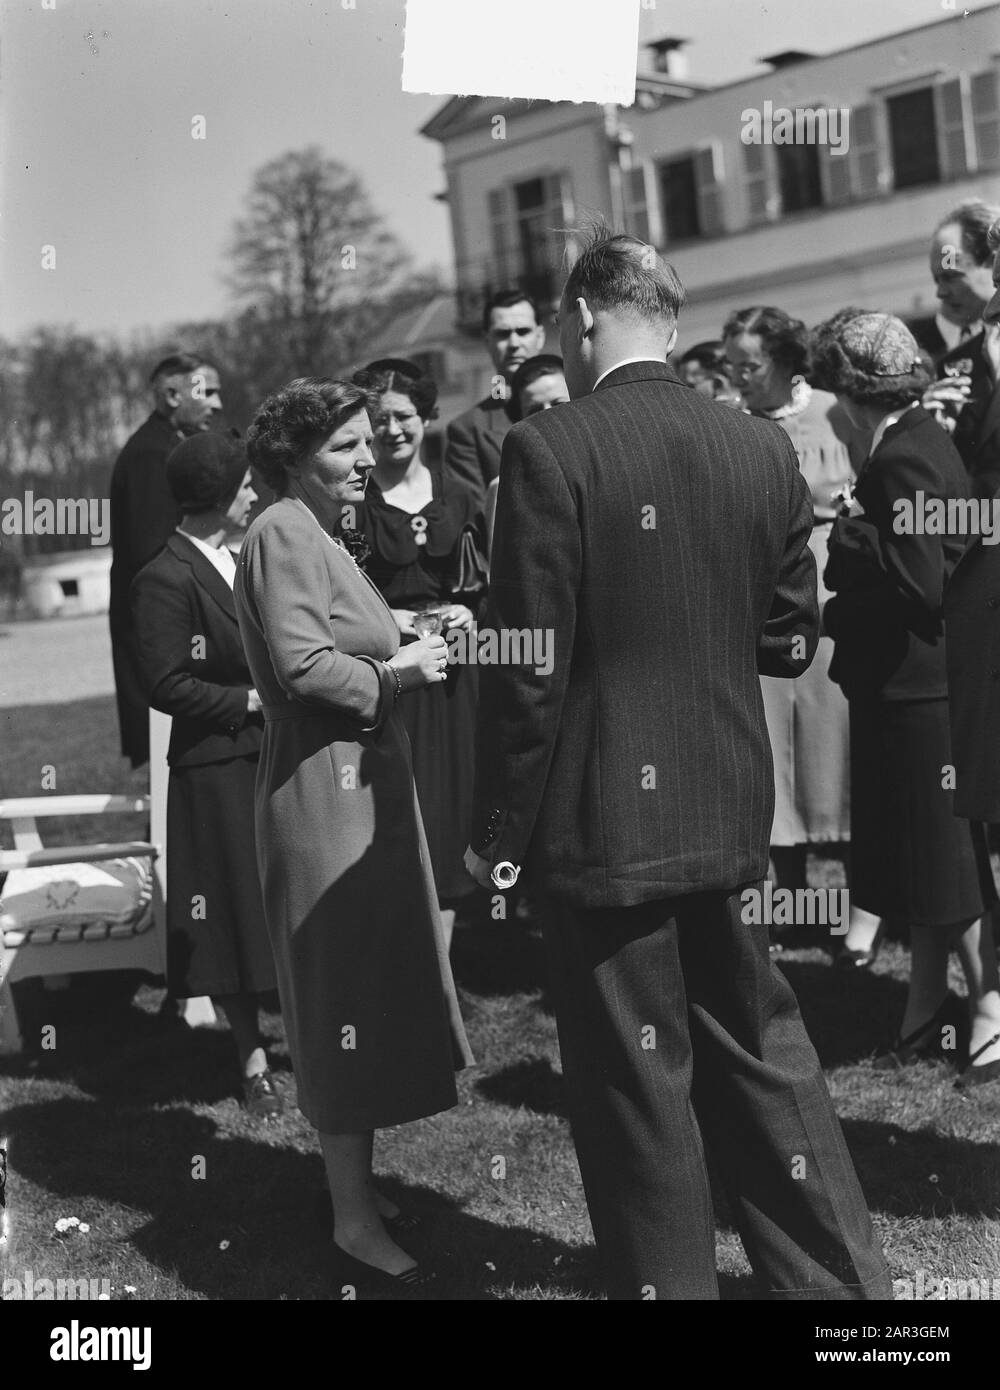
top-left (645, 37), bottom-right (690, 81)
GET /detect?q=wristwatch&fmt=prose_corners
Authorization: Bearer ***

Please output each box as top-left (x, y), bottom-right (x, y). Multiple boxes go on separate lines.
top-left (491, 861), bottom-right (520, 889)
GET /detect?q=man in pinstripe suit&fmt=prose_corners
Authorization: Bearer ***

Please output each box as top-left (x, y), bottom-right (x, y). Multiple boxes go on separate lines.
top-left (465, 225), bottom-right (891, 1301)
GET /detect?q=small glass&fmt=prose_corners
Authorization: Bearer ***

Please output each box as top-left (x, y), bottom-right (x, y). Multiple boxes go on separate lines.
top-left (413, 608), bottom-right (445, 638)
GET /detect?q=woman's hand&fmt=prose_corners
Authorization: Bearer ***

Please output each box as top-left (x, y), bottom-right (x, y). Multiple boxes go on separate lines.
top-left (247, 688), bottom-right (263, 715)
top-left (440, 603), bottom-right (475, 634)
top-left (391, 608), bottom-right (418, 637)
top-left (388, 634), bottom-right (449, 691)
top-left (922, 376), bottom-right (971, 433)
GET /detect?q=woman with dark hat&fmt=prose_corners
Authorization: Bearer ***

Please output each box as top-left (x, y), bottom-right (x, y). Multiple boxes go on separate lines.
top-left (131, 431), bottom-right (283, 1117)
top-left (813, 311), bottom-right (1000, 1083)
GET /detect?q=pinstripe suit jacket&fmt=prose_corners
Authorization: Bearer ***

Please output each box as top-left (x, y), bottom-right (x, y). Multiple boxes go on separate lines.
top-left (470, 360), bottom-right (819, 908)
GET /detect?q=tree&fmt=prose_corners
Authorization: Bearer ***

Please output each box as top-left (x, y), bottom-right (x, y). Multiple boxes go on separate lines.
top-left (226, 147), bottom-right (415, 376)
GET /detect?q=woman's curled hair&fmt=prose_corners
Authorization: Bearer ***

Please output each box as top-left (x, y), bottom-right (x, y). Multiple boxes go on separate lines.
top-left (352, 358), bottom-right (439, 421)
top-left (246, 378), bottom-right (369, 494)
top-left (722, 305), bottom-right (810, 380)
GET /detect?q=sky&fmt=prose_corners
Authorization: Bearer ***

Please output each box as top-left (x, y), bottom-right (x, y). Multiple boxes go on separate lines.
top-left (3, 0), bottom-right (997, 340)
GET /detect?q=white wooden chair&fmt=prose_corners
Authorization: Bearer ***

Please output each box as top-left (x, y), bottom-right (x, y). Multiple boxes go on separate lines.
top-left (0, 708), bottom-right (215, 1052)
top-left (0, 793), bottom-right (164, 1050)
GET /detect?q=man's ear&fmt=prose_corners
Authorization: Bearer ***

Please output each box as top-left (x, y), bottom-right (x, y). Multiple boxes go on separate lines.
top-left (163, 384), bottom-right (181, 408)
top-left (666, 325), bottom-right (679, 356)
top-left (577, 297), bottom-right (595, 339)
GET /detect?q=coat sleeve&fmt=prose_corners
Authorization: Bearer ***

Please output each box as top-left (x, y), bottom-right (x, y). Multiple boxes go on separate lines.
top-left (824, 439), bottom-right (951, 645)
top-left (131, 567), bottom-right (250, 731)
top-left (757, 450), bottom-right (821, 677)
top-left (444, 412), bottom-right (488, 508)
top-left (470, 423), bottom-right (581, 865)
top-left (241, 511), bottom-right (390, 727)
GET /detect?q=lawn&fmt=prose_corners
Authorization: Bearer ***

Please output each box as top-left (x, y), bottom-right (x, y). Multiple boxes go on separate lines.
top-left (2, 691), bottom-right (999, 1302)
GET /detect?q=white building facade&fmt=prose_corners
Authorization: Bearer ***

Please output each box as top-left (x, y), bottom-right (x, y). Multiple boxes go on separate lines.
top-left (423, 7), bottom-right (1000, 359)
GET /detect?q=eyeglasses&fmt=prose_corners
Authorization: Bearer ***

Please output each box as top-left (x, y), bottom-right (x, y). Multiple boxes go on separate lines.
top-left (726, 360), bottom-right (767, 380)
top-left (372, 412), bottom-right (420, 431)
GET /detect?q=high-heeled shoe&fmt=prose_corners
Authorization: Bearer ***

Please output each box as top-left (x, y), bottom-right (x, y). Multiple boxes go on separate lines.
top-left (873, 993), bottom-right (965, 1070)
top-left (328, 1243), bottom-right (435, 1295)
top-left (954, 1031), bottom-right (1000, 1090)
top-left (835, 921), bottom-right (885, 970)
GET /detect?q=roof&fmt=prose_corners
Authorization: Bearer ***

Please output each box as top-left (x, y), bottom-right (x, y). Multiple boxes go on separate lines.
top-left (420, 4), bottom-right (1000, 141)
top-left (361, 294), bottom-right (459, 355)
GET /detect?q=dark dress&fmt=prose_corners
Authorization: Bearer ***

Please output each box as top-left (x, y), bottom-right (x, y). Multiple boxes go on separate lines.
top-left (131, 534), bottom-right (276, 998)
top-left (234, 497), bottom-right (474, 1133)
top-left (823, 405), bottom-right (993, 928)
top-left (356, 468), bottom-right (486, 901)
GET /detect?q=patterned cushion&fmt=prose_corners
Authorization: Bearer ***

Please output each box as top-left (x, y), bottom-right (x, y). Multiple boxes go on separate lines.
top-left (0, 857), bottom-right (154, 948)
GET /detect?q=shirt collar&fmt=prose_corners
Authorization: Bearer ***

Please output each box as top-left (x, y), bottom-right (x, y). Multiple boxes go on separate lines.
top-left (869, 401), bottom-right (918, 457)
top-left (592, 357), bottom-right (667, 392)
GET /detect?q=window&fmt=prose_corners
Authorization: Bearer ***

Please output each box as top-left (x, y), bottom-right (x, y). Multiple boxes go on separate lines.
top-left (657, 156), bottom-right (701, 241)
top-left (488, 173), bottom-right (569, 304)
top-left (887, 87), bottom-right (941, 188)
top-left (774, 139), bottom-right (822, 213)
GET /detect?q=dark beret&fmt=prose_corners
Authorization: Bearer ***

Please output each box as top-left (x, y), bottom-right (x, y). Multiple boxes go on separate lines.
top-left (166, 431), bottom-right (248, 513)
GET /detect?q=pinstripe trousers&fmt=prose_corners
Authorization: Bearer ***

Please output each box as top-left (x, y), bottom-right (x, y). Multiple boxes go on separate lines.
top-left (542, 882), bottom-right (893, 1301)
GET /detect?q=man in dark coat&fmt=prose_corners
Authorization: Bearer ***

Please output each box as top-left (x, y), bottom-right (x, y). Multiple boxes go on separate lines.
top-left (465, 226), bottom-right (892, 1301)
top-left (945, 215), bottom-right (1000, 822)
top-left (109, 352), bottom-right (222, 765)
top-left (924, 199), bottom-right (1000, 497)
top-left (443, 289), bottom-right (546, 506)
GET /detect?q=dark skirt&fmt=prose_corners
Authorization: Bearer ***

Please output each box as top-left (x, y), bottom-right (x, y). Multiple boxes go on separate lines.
top-left (849, 695), bottom-right (994, 927)
top-left (166, 754), bottom-right (277, 998)
top-left (398, 659), bottom-right (478, 900)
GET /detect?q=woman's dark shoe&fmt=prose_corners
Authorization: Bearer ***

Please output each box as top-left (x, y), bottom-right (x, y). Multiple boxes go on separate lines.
top-left (836, 921), bottom-right (885, 970)
top-left (243, 1069), bottom-right (284, 1118)
top-left (328, 1243), bottom-right (434, 1295)
top-left (312, 1187), bottom-right (421, 1237)
top-left (873, 994), bottom-right (964, 1071)
top-left (954, 1031), bottom-right (1000, 1090)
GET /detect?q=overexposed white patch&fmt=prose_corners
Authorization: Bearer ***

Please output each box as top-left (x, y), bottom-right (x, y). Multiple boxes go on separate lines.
top-left (401, 0), bottom-right (641, 105)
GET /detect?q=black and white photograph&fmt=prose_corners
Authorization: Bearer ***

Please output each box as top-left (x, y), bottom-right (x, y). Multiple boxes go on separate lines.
top-left (1, 0), bottom-right (999, 1337)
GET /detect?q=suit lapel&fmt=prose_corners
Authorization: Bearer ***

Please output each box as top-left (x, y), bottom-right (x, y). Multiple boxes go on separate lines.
top-left (168, 533), bottom-right (238, 624)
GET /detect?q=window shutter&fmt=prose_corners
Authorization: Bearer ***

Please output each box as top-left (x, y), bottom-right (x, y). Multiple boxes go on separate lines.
top-left (694, 143), bottom-right (725, 236)
top-left (488, 187), bottom-right (511, 283)
top-left (850, 103), bottom-right (884, 197)
top-left (819, 142), bottom-right (852, 205)
top-left (743, 140), bottom-right (771, 224)
top-left (971, 69), bottom-right (1000, 170)
top-left (936, 77), bottom-right (970, 179)
top-left (624, 166), bottom-right (651, 243)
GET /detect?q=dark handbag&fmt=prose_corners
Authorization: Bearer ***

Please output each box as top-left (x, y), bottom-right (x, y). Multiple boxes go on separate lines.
top-left (450, 523), bottom-right (490, 599)
top-left (824, 513), bottom-right (887, 593)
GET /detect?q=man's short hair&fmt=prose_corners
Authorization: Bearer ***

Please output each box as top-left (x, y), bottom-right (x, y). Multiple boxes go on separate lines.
top-left (988, 216), bottom-right (1000, 254)
top-left (562, 221), bottom-right (685, 325)
top-left (482, 288), bottom-right (541, 334)
top-left (935, 199), bottom-right (1000, 266)
top-left (149, 351), bottom-right (211, 386)
top-left (678, 340), bottom-right (725, 370)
